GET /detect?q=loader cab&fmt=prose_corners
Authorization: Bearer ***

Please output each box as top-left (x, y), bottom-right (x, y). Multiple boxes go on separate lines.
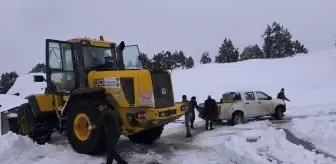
top-left (39, 36), bottom-right (144, 94)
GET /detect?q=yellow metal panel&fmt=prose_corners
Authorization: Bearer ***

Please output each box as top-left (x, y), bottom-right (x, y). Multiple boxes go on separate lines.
top-left (137, 71), bottom-right (155, 108)
top-left (90, 41), bottom-right (110, 47)
top-left (88, 70), bottom-right (153, 108)
top-left (35, 94), bottom-right (53, 112)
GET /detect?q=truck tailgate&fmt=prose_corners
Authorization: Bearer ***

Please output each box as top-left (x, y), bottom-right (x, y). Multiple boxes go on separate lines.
top-left (218, 103), bottom-right (233, 120)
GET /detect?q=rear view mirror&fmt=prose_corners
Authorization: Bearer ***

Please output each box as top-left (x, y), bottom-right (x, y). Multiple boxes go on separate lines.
top-left (118, 41), bottom-right (125, 51)
top-left (268, 96), bottom-right (272, 100)
top-left (33, 75), bottom-right (46, 82)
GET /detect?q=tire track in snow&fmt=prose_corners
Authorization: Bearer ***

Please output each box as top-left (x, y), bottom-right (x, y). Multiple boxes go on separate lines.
top-left (282, 128), bottom-right (336, 160)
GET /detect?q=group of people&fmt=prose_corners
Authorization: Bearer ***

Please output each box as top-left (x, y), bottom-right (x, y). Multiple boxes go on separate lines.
top-left (87, 88), bottom-right (291, 163)
top-left (182, 95), bottom-right (218, 138)
top-left (181, 88), bottom-right (291, 138)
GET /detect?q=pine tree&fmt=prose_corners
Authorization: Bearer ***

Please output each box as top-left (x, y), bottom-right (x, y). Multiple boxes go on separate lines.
top-left (185, 56), bottom-right (194, 69)
top-left (200, 52), bottom-right (212, 64)
top-left (262, 21), bottom-right (295, 58)
top-left (164, 51), bottom-right (174, 70)
top-left (29, 63), bottom-right (46, 73)
top-left (240, 44), bottom-right (264, 61)
top-left (152, 51), bottom-right (165, 70)
top-left (215, 38), bottom-right (239, 63)
top-left (178, 51), bottom-right (187, 68)
top-left (137, 52), bottom-right (151, 69)
top-left (292, 40), bottom-right (308, 54)
top-left (0, 71), bottom-right (19, 94)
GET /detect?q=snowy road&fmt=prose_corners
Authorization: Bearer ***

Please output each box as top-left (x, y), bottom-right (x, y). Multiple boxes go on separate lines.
top-left (20, 113), bottom-right (332, 164)
top-left (1, 104), bottom-right (336, 164)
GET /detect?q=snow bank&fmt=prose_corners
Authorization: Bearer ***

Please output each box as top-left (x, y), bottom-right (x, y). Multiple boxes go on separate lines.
top-left (238, 128), bottom-right (335, 164)
top-left (172, 49), bottom-right (336, 117)
top-left (290, 115), bottom-right (336, 157)
top-left (6, 73), bottom-right (46, 98)
top-left (0, 73), bottom-right (46, 112)
top-left (0, 132), bottom-right (103, 164)
top-left (169, 120), bottom-right (334, 163)
top-left (0, 94), bottom-right (27, 112)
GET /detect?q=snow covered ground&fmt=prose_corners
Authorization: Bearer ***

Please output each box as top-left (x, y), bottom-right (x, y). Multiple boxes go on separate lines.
top-left (1, 49), bottom-right (336, 163)
top-left (290, 115), bottom-right (336, 158)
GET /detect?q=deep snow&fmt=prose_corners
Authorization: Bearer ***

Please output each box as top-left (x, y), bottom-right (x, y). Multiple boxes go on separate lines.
top-left (172, 49), bottom-right (336, 117)
top-left (1, 49), bottom-right (336, 163)
top-left (290, 115), bottom-right (336, 157)
top-left (0, 73), bottom-right (46, 112)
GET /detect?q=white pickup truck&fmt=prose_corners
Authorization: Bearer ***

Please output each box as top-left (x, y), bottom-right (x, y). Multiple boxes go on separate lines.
top-left (197, 91), bottom-right (286, 126)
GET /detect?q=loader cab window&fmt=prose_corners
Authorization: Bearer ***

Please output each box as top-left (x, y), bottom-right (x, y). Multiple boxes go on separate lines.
top-left (82, 46), bottom-right (116, 70)
top-left (47, 41), bottom-right (76, 93)
top-left (123, 45), bottom-right (143, 69)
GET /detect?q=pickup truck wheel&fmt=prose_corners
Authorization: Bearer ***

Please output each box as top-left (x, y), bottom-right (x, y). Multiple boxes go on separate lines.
top-left (274, 106), bottom-right (284, 120)
top-left (230, 112), bottom-right (243, 126)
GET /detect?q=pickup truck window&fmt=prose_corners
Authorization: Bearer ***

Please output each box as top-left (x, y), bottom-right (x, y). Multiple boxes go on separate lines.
top-left (234, 93), bottom-right (242, 100)
top-left (244, 92), bottom-right (255, 100)
top-left (256, 92), bottom-right (269, 100)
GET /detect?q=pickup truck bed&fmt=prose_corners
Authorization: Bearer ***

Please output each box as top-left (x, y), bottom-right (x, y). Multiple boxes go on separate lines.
top-left (196, 103), bottom-right (222, 121)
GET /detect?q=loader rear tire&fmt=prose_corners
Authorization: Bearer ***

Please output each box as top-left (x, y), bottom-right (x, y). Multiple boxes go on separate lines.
top-left (66, 99), bottom-right (106, 154)
top-left (17, 103), bottom-right (51, 144)
top-left (128, 125), bottom-right (164, 144)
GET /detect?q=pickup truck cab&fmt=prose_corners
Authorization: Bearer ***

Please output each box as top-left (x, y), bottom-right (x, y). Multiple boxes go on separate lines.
top-left (197, 91), bottom-right (286, 126)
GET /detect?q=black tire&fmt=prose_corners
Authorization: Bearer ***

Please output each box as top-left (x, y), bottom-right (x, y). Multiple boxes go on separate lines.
top-left (128, 125), bottom-right (164, 144)
top-left (17, 103), bottom-right (51, 144)
top-left (230, 111), bottom-right (244, 126)
top-left (66, 99), bottom-right (106, 154)
top-left (274, 106), bottom-right (284, 120)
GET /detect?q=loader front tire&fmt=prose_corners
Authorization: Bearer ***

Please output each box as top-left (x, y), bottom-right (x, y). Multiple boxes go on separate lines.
top-left (66, 99), bottom-right (105, 154)
top-left (128, 125), bottom-right (164, 144)
top-left (17, 103), bottom-right (51, 144)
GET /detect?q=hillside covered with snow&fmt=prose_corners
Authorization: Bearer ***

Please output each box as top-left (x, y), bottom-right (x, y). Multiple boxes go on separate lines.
top-left (1, 49), bottom-right (336, 163)
top-left (172, 49), bottom-right (336, 117)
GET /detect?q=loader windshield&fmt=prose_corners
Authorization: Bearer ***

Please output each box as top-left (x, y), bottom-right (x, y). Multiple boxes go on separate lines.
top-left (82, 46), bottom-right (116, 70)
top-left (82, 45), bottom-right (144, 70)
top-left (123, 45), bottom-right (143, 69)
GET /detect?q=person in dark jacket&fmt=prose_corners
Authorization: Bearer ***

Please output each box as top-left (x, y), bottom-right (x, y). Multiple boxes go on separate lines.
top-left (189, 96), bottom-right (200, 129)
top-left (182, 95), bottom-right (192, 138)
top-left (277, 88), bottom-right (290, 102)
top-left (204, 95), bottom-right (217, 130)
top-left (88, 103), bottom-right (127, 164)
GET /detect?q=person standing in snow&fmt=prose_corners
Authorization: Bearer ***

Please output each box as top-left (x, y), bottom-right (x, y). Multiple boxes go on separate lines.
top-left (182, 95), bottom-right (192, 138)
top-left (189, 96), bottom-right (200, 129)
top-left (204, 95), bottom-right (217, 130)
top-left (277, 88), bottom-right (290, 102)
top-left (88, 103), bottom-right (128, 164)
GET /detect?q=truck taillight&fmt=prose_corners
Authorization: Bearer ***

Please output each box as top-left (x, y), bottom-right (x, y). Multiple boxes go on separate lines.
top-left (136, 113), bottom-right (146, 119)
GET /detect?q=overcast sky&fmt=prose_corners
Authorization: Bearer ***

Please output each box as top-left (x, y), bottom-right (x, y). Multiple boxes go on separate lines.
top-left (0, 0), bottom-right (335, 75)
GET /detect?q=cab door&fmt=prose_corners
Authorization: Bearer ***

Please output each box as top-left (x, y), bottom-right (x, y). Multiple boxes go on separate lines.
top-left (255, 91), bottom-right (273, 115)
top-left (242, 92), bottom-right (260, 117)
top-left (46, 39), bottom-right (78, 94)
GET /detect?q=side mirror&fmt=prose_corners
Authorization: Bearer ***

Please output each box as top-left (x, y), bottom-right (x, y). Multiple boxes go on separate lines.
top-left (33, 75), bottom-right (46, 82)
top-left (268, 96), bottom-right (272, 100)
top-left (118, 41), bottom-right (125, 51)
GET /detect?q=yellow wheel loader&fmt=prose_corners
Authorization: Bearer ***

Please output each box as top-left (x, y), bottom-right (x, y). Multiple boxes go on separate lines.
top-left (12, 36), bottom-right (188, 154)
